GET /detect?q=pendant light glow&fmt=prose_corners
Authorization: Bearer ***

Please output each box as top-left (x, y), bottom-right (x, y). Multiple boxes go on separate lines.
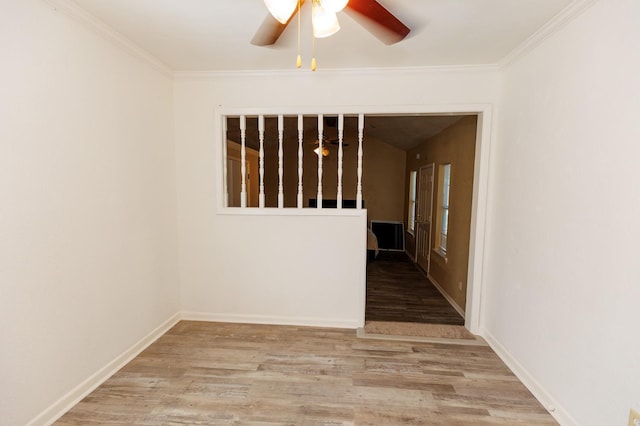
top-left (312, 1), bottom-right (340, 38)
top-left (314, 146), bottom-right (330, 157)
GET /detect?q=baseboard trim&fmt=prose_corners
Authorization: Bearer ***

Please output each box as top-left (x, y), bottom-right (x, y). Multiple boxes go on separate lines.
top-left (181, 311), bottom-right (361, 329)
top-left (482, 329), bottom-right (577, 426)
top-left (28, 312), bottom-right (181, 426)
top-left (427, 274), bottom-right (466, 317)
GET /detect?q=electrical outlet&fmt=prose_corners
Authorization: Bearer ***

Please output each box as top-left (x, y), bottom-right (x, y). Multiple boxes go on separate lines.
top-left (458, 281), bottom-right (463, 291)
top-left (629, 408), bottom-right (640, 426)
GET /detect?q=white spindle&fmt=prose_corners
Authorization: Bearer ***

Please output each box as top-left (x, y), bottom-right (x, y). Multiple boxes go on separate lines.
top-left (277, 115), bottom-right (284, 208)
top-left (317, 114), bottom-right (323, 209)
top-left (240, 115), bottom-right (247, 208)
top-left (258, 115), bottom-right (265, 208)
top-left (222, 117), bottom-right (229, 207)
top-left (356, 113), bottom-right (364, 210)
top-left (297, 114), bottom-right (304, 208)
top-left (337, 114), bottom-right (344, 209)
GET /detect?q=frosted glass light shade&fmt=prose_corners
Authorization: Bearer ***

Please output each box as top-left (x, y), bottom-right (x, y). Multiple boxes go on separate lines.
top-left (321, 0), bottom-right (348, 13)
top-left (312, 2), bottom-right (340, 38)
top-left (264, 0), bottom-right (298, 24)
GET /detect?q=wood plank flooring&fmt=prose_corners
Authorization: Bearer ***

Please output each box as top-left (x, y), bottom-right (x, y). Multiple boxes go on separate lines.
top-left (366, 251), bottom-right (465, 325)
top-left (56, 321), bottom-right (556, 425)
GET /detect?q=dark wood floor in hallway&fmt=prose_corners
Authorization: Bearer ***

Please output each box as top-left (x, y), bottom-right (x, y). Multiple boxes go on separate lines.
top-left (366, 251), bottom-right (465, 325)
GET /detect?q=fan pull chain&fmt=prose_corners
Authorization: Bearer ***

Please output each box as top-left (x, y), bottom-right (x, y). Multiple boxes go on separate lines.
top-left (296, 0), bottom-right (302, 68)
top-left (311, 30), bottom-right (317, 71)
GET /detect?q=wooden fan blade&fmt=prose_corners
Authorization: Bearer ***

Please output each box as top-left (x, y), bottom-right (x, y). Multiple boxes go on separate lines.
top-left (251, 15), bottom-right (288, 46)
top-left (251, 0), bottom-right (305, 46)
top-left (345, 0), bottom-right (410, 45)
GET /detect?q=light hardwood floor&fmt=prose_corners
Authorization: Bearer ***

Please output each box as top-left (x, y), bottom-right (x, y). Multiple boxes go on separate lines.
top-left (56, 321), bottom-right (557, 425)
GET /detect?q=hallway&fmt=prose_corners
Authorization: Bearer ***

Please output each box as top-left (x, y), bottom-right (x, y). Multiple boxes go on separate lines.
top-left (366, 251), bottom-right (464, 325)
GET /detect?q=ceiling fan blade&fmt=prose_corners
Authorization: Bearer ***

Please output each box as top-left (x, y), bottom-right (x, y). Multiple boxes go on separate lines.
top-left (251, 14), bottom-right (288, 46)
top-left (345, 0), bottom-right (410, 45)
top-left (251, 0), bottom-right (305, 46)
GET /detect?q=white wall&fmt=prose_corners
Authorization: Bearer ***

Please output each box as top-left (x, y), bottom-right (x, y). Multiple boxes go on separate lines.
top-left (173, 68), bottom-right (499, 328)
top-left (0, 1), bottom-right (179, 424)
top-left (181, 211), bottom-right (368, 327)
top-left (485, 1), bottom-right (640, 424)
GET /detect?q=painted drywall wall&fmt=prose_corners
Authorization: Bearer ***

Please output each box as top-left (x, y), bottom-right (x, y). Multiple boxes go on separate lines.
top-left (405, 116), bottom-right (477, 310)
top-left (181, 212), bottom-right (368, 327)
top-left (485, 0), bottom-right (640, 424)
top-left (360, 137), bottom-right (407, 223)
top-left (0, 1), bottom-right (179, 424)
top-left (174, 68), bottom-right (499, 326)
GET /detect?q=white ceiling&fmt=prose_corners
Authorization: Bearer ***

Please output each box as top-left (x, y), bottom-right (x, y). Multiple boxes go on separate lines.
top-left (68, 0), bottom-right (575, 72)
top-left (57, 0), bottom-right (575, 148)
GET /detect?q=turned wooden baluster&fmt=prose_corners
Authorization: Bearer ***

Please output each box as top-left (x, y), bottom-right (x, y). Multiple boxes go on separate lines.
top-left (258, 115), bottom-right (265, 208)
top-left (278, 115), bottom-right (284, 208)
top-left (297, 114), bottom-right (304, 209)
top-left (240, 115), bottom-right (247, 208)
top-left (317, 114), bottom-right (323, 209)
top-left (357, 113), bottom-right (364, 210)
top-left (337, 113), bottom-right (344, 209)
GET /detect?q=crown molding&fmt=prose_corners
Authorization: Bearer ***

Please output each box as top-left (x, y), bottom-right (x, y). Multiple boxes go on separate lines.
top-left (499, 0), bottom-right (599, 68)
top-left (42, 0), bottom-right (595, 79)
top-left (43, 0), bottom-right (173, 78)
top-left (174, 64), bottom-right (501, 80)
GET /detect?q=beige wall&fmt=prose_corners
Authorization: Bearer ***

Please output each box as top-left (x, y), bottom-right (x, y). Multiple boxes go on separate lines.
top-left (405, 116), bottom-right (477, 309)
top-left (361, 138), bottom-right (407, 222)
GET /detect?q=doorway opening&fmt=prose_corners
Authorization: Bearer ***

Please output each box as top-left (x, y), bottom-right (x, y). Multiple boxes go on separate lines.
top-left (364, 113), bottom-right (481, 334)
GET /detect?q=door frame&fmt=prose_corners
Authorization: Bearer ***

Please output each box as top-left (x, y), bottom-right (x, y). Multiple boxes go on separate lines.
top-left (362, 105), bottom-right (492, 334)
top-left (216, 104), bottom-right (493, 334)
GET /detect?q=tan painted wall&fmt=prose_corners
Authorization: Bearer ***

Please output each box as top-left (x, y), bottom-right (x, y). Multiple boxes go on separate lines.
top-left (405, 115), bottom-right (477, 310)
top-left (360, 138), bottom-right (407, 223)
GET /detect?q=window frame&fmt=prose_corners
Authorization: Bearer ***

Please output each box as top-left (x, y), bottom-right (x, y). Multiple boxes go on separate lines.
top-left (407, 170), bottom-right (418, 235)
top-left (435, 163), bottom-right (451, 257)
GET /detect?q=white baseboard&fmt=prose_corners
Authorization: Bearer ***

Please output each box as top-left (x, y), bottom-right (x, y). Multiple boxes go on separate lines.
top-left (28, 312), bottom-right (181, 426)
top-left (481, 329), bottom-right (577, 426)
top-left (427, 274), bottom-right (466, 317)
top-left (181, 311), bottom-right (362, 329)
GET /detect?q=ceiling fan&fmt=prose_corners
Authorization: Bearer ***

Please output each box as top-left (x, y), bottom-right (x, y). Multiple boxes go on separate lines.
top-left (251, 0), bottom-right (411, 47)
top-left (308, 116), bottom-right (351, 156)
top-left (311, 138), bottom-right (348, 157)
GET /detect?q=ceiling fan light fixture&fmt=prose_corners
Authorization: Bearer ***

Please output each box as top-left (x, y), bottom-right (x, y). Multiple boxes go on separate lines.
top-left (314, 146), bottom-right (330, 157)
top-left (321, 0), bottom-right (349, 13)
top-left (312, 1), bottom-right (340, 38)
top-left (264, 0), bottom-right (298, 24)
